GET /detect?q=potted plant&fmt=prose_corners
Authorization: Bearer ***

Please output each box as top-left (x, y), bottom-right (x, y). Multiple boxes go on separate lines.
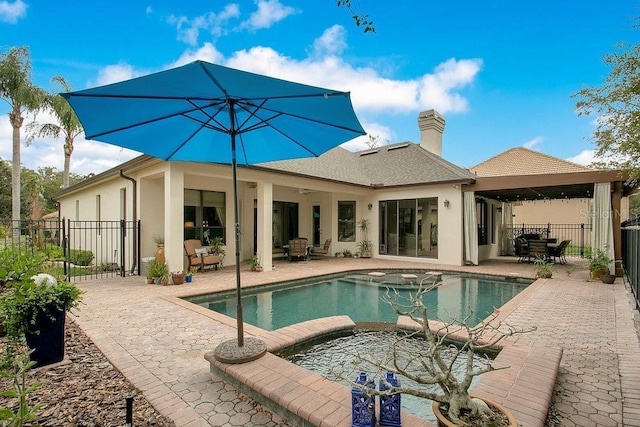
top-left (0, 273), bottom-right (82, 367)
top-left (147, 260), bottom-right (168, 284)
top-left (533, 256), bottom-right (553, 278)
top-left (346, 275), bottom-right (532, 426)
top-left (171, 271), bottom-right (185, 285)
top-left (357, 218), bottom-right (372, 258)
top-left (248, 254), bottom-right (262, 272)
top-left (185, 269), bottom-right (194, 283)
top-left (206, 233), bottom-right (226, 268)
top-left (588, 246), bottom-right (613, 279)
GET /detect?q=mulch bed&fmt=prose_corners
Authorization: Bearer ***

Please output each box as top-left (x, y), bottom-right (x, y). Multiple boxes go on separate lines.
top-left (0, 319), bottom-right (175, 426)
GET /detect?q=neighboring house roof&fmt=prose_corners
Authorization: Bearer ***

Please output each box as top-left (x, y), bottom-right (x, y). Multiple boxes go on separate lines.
top-left (260, 142), bottom-right (476, 187)
top-left (469, 147), bottom-right (593, 177)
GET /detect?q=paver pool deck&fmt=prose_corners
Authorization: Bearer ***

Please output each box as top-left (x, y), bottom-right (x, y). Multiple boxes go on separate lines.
top-left (69, 256), bottom-right (640, 427)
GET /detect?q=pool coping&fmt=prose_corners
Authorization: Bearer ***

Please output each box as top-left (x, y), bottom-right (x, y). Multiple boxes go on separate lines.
top-left (199, 277), bottom-right (561, 427)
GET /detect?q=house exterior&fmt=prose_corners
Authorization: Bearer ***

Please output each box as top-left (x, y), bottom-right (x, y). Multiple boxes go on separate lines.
top-left (53, 110), bottom-right (477, 274)
top-left (53, 110), bottom-right (634, 275)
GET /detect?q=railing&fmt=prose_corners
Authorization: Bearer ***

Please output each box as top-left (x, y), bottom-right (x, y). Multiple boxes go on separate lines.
top-left (622, 216), bottom-right (640, 310)
top-left (0, 218), bottom-right (140, 280)
top-left (503, 223), bottom-right (591, 258)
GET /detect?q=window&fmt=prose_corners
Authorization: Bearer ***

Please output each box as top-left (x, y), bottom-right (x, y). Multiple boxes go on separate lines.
top-left (338, 201), bottom-right (356, 242)
top-left (379, 198), bottom-right (438, 258)
top-left (184, 189), bottom-right (226, 244)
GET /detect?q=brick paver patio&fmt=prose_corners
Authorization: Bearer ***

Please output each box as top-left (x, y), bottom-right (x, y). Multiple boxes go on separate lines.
top-left (69, 256), bottom-right (640, 426)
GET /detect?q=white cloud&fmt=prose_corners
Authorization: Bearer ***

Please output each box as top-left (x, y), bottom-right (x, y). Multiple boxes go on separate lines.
top-left (567, 150), bottom-right (596, 166)
top-left (523, 136), bottom-right (543, 149)
top-left (89, 62), bottom-right (138, 86)
top-left (168, 4), bottom-right (240, 46)
top-left (0, 0), bottom-right (26, 24)
top-left (311, 25), bottom-right (347, 57)
top-left (238, 0), bottom-right (297, 32)
top-left (33, 24), bottom-right (482, 175)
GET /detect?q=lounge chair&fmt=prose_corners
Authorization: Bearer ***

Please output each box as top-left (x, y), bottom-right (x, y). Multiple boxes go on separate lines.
top-left (549, 240), bottom-right (571, 264)
top-left (311, 238), bottom-right (332, 257)
top-left (184, 239), bottom-right (220, 272)
top-left (287, 238), bottom-right (309, 261)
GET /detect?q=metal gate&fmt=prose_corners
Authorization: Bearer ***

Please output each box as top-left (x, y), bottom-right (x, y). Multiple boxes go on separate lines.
top-left (63, 219), bottom-right (140, 280)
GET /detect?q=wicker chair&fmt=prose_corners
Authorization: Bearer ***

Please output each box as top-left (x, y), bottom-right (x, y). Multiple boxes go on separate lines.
top-left (287, 238), bottom-right (309, 261)
top-left (549, 240), bottom-right (571, 264)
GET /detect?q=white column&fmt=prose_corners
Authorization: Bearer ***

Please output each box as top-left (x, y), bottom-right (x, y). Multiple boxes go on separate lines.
top-left (164, 165), bottom-right (184, 273)
top-left (257, 181), bottom-right (273, 271)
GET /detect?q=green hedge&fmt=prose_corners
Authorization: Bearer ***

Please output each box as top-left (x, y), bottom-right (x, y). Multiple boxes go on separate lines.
top-left (68, 249), bottom-right (94, 266)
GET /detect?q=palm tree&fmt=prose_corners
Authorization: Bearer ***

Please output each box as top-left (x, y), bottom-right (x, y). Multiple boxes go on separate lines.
top-left (0, 46), bottom-right (47, 239)
top-left (26, 76), bottom-right (83, 189)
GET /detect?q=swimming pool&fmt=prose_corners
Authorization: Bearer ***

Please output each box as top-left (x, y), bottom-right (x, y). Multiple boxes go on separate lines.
top-left (185, 270), bottom-right (530, 330)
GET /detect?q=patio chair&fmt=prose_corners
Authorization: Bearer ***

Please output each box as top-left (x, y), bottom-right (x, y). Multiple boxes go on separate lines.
top-left (549, 239), bottom-right (571, 264)
top-left (514, 237), bottom-right (529, 263)
top-left (288, 238), bottom-right (309, 261)
top-left (311, 238), bottom-right (332, 257)
top-left (527, 240), bottom-right (549, 263)
top-left (184, 239), bottom-right (220, 272)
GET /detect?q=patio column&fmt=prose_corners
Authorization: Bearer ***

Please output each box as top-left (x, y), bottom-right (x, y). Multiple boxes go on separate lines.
top-left (257, 181), bottom-right (273, 272)
top-left (164, 166), bottom-right (184, 274)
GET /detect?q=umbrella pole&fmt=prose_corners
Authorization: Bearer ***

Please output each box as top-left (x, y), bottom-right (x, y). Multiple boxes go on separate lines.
top-left (212, 100), bottom-right (265, 364)
top-left (230, 126), bottom-right (244, 348)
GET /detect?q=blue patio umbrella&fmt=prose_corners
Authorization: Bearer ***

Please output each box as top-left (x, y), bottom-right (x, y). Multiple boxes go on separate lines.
top-left (62, 60), bottom-right (365, 359)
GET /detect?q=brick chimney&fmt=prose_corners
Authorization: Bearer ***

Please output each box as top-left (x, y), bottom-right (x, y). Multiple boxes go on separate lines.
top-left (418, 109), bottom-right (445, 156)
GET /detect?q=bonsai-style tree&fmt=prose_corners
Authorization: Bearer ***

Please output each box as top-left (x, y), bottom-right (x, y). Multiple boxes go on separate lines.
top-left (342, 274), bottom-right (535, 426)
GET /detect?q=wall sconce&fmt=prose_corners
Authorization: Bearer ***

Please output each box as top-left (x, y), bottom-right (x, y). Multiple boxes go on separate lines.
top-left (443, 199), bottom-right (450, 208)
top-left (496, 207), bottom-right (503, 213)
top-left (368, 203), bottom-right (373, 210)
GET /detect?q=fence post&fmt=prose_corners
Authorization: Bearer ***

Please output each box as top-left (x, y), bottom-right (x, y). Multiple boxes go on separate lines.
top-left (62, 218), bottom-right (68, 278)
top-left (580, 223), bottom-right (585, 258)
top-left (120, 220), bottom-right (126, 277)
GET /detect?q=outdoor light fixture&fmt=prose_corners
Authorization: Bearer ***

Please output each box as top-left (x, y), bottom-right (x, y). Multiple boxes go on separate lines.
top-left (368, 203), bottom-right (373, 210)
top-left (444, 199), bottom-right (450, 207)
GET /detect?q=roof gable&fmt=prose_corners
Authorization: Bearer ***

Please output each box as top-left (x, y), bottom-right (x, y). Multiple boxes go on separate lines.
top-left (470, 147), bottom-right (593, 177)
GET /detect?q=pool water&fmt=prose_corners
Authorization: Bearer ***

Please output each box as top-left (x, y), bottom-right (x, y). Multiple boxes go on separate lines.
top-left (187, 271), bottom-right (529, 330)
top-left (284, 330), bottom-right (492, 421)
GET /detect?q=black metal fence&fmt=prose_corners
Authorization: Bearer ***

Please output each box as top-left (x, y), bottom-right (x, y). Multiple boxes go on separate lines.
top-left (503, 223), bottom-right (591, 258)
top-left (622, 216), bottom-right (640, 310)
top-left (0, 218), bottom-right (140, 280)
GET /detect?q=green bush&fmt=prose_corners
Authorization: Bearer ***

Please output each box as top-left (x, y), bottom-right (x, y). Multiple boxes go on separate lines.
top-left (68, 249), bottom-right (94, 266)
top-left (0, 247), bottom-right (46, 286)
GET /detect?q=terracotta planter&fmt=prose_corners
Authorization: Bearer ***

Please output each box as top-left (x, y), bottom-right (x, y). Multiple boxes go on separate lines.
top-left (155, 244), bottom-right (165, 264)
top-left (172, 274), bottom-right (185, 285)
top-left (432, 396), bottom-right (517, 427)
top-left (600, 274), bottom-right (616, 284)
top-left (146, 277), bottom-right (154, 284)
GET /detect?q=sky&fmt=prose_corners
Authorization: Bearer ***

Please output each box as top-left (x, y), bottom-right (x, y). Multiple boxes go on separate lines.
top-left (0, 0), bottom-right (638, 176)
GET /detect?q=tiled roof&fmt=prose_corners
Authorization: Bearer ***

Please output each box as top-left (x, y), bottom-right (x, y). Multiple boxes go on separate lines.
top-left (260, 142), bottom-right (476, 186)
top-left (469, 147), bottom-right (593, 177)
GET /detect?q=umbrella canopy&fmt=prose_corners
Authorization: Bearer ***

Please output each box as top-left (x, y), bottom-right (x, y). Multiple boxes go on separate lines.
top-left (62, 60), bottom-right (365, 357)
top-left (62, 60), bottom-right (365, 165)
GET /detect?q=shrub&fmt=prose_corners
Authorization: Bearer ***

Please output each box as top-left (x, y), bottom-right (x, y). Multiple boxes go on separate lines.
top-left (0, 247), bottom-right (46, 286)
top-left (68, 249), bottom-right (94, 266)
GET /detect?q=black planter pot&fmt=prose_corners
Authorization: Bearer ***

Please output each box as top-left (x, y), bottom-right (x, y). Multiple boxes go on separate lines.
top-left (25, 304), bottom-right (66, 367)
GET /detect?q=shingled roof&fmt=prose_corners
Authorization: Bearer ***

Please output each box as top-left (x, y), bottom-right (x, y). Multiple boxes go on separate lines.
top-left (260, 142), bottom-right (476, 187)
top-left (470, 147), bottom-right (592, 177)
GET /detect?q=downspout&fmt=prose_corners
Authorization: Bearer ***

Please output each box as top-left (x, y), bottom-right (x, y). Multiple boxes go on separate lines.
top-left (120, 170), bottom-right (138, 274)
